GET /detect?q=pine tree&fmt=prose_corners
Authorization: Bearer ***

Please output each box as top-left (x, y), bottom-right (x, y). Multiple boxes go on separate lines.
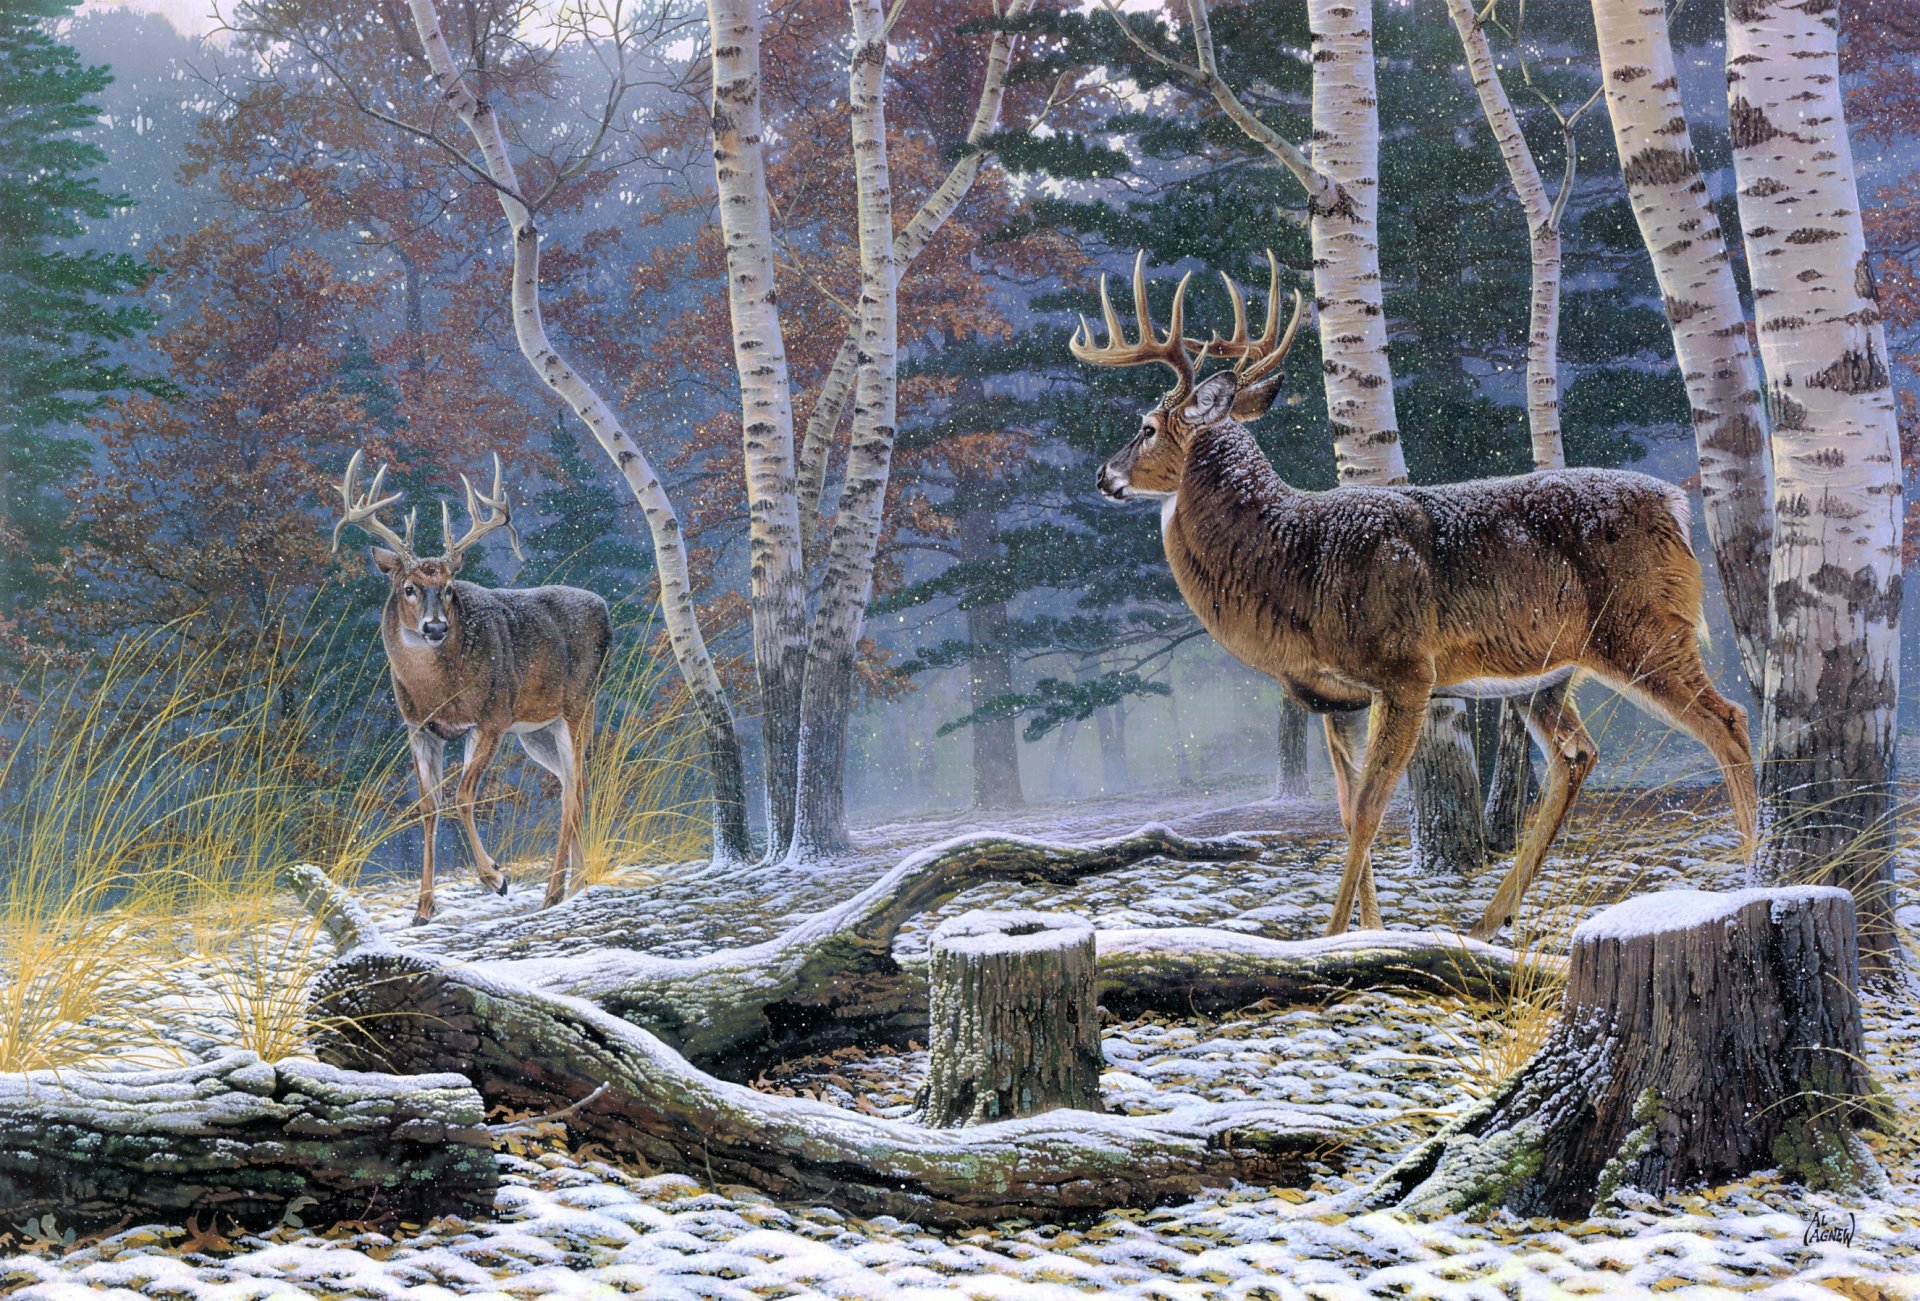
top-left (0, 0), bottom-right (164, 627)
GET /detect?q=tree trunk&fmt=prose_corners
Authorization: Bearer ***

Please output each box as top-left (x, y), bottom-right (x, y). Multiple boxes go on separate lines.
top-left (1728, 0), bottom-right (1903, 966)
top-left (787, 0), bottom-right (899, 861)
top-left (794, 0), bottom-right (1035, 549)
top-left (1590, 0), bottom-right (1774, 691)
top-left (1482, 696), bottom-right (1540, 855)
top-left (1365, 887), bottom-right (1885, 1218)
top-left (0, 1053), bottom-right (496, 1233)
top-left (707, 0), bottom-right (811, 857)
top-left (1096, 699), bottom-right (1129, 793)
top-left (963, 510), bottom-right (1023, 810)
top-left (1405, 698), bottom-right (1485, 875)
top-left (919, 911), bottom-right (1103, 1126)
top-left (402, 0), bottom-right (751, 861)
top-left (1274, 700), bottom-right (1311, 799)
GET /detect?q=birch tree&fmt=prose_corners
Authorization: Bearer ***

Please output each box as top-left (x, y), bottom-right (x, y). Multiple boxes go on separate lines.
top-left (707, 0), bottom-right (812, 852)
top-left (1727, 0), bottom-right (1902, 956)
top-left (398, 0), bottom-right (754, 862)
top-left (1110, 0), bottom-right (1486, 879)
top-left (786, 0), bottom-right (898, 858)
top-left (1589, 0), bottom-right (1774, 692)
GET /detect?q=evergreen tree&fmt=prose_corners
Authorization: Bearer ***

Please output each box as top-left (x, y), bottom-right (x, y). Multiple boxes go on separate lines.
top-left (0, 0), bottom-right (165, 626)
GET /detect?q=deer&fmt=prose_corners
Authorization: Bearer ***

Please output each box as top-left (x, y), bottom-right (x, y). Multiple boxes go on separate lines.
top-left (1070, 254), bottom-right (1758, 940)
top-left (332, 451), bottom-right (612, 924)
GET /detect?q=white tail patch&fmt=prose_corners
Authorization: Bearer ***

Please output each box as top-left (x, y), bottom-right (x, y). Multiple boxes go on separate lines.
top-left (1667, 486), bottom-right (1713, 647)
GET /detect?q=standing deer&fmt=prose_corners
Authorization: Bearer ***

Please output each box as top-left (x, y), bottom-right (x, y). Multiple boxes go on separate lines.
top-left (1071, 254), bottom-right (1757, 939)
top-left (332, 452), bottom-right (612, 924)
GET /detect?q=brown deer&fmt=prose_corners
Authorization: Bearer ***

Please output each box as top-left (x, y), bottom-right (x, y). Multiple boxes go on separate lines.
top-left (1071, 254), bottom-right (1757, 939)
top-left (332, 452), bottom-right (612, 924)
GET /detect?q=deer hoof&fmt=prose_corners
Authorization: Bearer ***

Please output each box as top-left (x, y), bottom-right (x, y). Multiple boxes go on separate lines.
top-left (493, 877), bottom-right (510, 897)
top-left (411, 910), bottom-right (433, 927)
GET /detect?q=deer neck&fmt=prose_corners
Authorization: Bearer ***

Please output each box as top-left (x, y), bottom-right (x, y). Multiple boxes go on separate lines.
top-left (382, 599), bottom-right (473, 724)
top-left (1159, 421), bottom-right (1298, 663)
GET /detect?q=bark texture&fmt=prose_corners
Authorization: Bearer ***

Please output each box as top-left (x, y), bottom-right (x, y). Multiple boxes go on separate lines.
top-left (1274, 699), bottom-right (1310, 799)
top-left (1729, 0), bottom-right (1903, 957)
top-left (0, 1053), bottom-right (496, 1232)
top-left (403, 0), bottom-right (750, 860)
top-left (920, 911), bottom-right (1103, 1126)
top-left (1590, 0), bottom-right (1774, 690)
top-left (707, 0), bottom-right (811, 855)
top-left (1406, 694), bottom-right (1486, 876)
top-left (1482, 695), bottom-right (1541, 855)
top-left (1366, 887), bottom-right (1885, 1218)
top-left (788, 0), bottom-right (900, 859)
top-left (304, 914), bottom-right (1354, 1226)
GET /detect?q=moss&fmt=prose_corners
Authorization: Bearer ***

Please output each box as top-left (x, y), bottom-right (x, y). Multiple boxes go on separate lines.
top-left (1590, 1086), bottom-right (1662, 1216)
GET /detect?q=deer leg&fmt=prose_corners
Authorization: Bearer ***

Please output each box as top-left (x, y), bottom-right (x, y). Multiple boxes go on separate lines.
top-left (544, 714), bottom-right (586, 909)
top-left (456, 727), bottom-right (509, 895)
top-left (1470, 688), bottom-right (1595, 941)
top-left (1327, 688), bottom-right (1428, 937)
top-left (407, 729), bottom-right (446, 926)
top-left (1321, 711), bottom-right (1381, 929)
top-left (1622, 654), bottom-right (1759, 858)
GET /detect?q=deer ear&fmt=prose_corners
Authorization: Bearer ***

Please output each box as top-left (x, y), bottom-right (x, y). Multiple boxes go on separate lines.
top-left (1230, 374), bottom-right (1284, 421)
top-left (371, 547), bottom-right (403, 576)
top-left (1180, 371), bottom-right (1240, 424)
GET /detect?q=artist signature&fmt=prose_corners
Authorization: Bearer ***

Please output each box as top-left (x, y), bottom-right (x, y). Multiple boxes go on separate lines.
top-left (1802, 1208), bottom-right (1858, 1247)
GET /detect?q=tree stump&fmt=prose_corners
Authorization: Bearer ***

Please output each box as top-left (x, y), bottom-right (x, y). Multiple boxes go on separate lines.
top-left (0, 1053), bottom-right (497, 1233)
top-left (919, 910), bottom-right (1103, 1126)
top-left (1369, 886), bottom-right (1887, 1218)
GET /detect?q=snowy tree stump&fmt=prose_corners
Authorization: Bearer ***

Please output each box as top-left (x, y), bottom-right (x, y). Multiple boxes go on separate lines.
top-left (919, 911), bottom-right (1103, 1126)
top-left (0, 1053), bottom-right (497, 1232)
top-left (1369, 887), bottom-right (1887, 1218)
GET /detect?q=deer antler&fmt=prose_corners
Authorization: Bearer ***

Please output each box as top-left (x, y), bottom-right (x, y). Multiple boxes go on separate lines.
top-left (1205, 251), bottom-right (1307, 387)
top-left (332, 450), bottom-right (418, 563)
top-left (1069, 251), bottom-right (1199, 401)
top-left (441, 453), bottom-right (524, 567)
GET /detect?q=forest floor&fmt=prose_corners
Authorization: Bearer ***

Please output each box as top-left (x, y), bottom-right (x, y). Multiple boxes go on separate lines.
top-left (5, 780), bottom-right (1919, 1300)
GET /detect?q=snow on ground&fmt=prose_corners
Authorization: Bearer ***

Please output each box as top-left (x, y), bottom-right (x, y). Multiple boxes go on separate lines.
top-left (6, 782), bottom-right (1918, 1300)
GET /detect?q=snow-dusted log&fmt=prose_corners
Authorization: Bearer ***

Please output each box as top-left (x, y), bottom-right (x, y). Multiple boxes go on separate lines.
top-left (1365, 887), bottom-right (1884, 1218)
top-left (920, 911), bottom-right (1103, 1126)
top-left (292, 835), bottom-right (1549, 1081)
top-left (0, 1053), bottom-right (496, 1232)
top-left (308, 939), bottom-right (1354, 1226)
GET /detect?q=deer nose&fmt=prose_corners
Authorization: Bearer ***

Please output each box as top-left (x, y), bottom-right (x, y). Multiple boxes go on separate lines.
top-left (422, 619), bottom-right (449, 642)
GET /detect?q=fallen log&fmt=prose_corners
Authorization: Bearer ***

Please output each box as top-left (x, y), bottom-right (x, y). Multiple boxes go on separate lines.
top-left (296, 827), bottom-right (1550, 1074)
top-left (920, 911), bottom-right (1103, 1125)
top-left (1363, 887), bottom-right (1888, 1218)
top-left (0, 1053), bottom-right (497, 1233)
top-left (307, 942), bottom-right (1360, 1226)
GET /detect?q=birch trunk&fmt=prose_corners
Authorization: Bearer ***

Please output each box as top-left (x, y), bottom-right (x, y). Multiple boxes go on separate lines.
top-left (402, 0), bottom-right (750, 861)
top-left (787, 0), bottom-right (898, 860)
top-left (1308, 0), bottom-right (1483, 876)
top-left (1445, 0), bottom-right (1562, 833)
top-left (794, 0), bottom-right (1032, 546)
top-left (1728, 0), bottom-right (1903, 961)
top-left (708, 0), bottom-right (810, 855)
top-left (1590, 0), bottom-right (1774, 692)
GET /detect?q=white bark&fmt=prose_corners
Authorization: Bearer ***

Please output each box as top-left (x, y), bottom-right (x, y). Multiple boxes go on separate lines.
top-left (788, 0), bottom-right (899, 859)
top-left (708, 0), bottom-right (811, 852)
top-left (1590, 0), bottom-right (1774, 690)
top-left (402, 0), bottom-right (750, 860)
top-left (1444, 0), bottom-right (1564, 471)
top-left (794, 0), bottom-right (1034, 547)
top-left (1728, 0), bottom-right (1903, 953)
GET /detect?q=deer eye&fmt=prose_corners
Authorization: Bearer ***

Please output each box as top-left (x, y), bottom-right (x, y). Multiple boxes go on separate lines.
top-left (403, 584), bottom-right (417, 598)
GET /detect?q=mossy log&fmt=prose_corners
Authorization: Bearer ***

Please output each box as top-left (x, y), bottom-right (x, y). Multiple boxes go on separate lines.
top-left (307, 942), bottom-right (1358, 1226)
top-left (297, 826), bottom-right (1551, 1075)
top-left (920, 911), bottom-right (1103, 1126)
top-left (0, 1053), bottom-right (497, 1232)
top-left (1366, 887), bottom-right (1887, 1218)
